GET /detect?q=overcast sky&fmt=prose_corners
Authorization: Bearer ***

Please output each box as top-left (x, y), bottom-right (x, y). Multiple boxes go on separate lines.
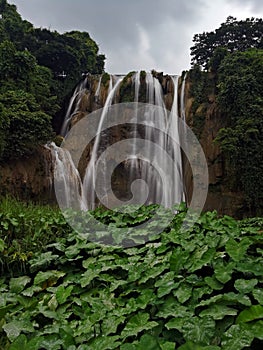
top-left (9, 0), bottom-right (263, 74)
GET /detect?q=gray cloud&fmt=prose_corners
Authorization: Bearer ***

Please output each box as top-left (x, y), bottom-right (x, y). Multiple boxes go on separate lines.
top-left (8, 0), bottom-right (263, 74)
top-left (228, 0), bottom-right (263, 12)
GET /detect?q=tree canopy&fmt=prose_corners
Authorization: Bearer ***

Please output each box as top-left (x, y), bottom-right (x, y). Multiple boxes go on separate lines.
top-left (189, 16), bottom-right (263, 214)
top-left (215, 49), bottom-right (263, 212)
top-left (0, 0), bottom-right (105, 160)
top-left (191, 16), bottom-right (263, 69)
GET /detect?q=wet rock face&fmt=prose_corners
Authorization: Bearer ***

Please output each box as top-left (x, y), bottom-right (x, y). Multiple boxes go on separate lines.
top-left (0, 71), bottom-right (247, 217)
top-left (183, 75), bottom-right (245, 218)
top-left (0, 146), bottom-right (55, 203)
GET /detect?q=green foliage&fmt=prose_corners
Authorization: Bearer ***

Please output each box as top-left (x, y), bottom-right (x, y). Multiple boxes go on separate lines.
top-left (0, 197), bottom-right (71, 275)
top-left (191, 16), bottom-right (263, 69)
top-left (208, 47), bottom-right (229, 73)
top-left (101, 72), bottom-right (111, 85)
top-left (188, 66), bottom-right (215, 138)
top-left (0, 90), bottom-right (53, 159)
top-left (215, 49), bottom-right (263, 212)
top-left (0, 0), bottom-right (105, 160)
top-left (0, 2), bottom-right (105, 79)
top-left (0, 199), bottom-right (263, 349)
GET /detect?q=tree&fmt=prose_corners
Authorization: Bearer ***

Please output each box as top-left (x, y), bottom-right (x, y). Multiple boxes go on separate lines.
top-left (215, 49), bottom-right (263, 212)
top-left (0, 0), bottom-right (105, 162)
top-left (0, 101), bottom-right (9, 157)
top-left (0, 90), bottom-right (53, 159)
top-left (208, 47), bottom-right (229, 73)
top-left (0, 40), bottom-right (38, 90)
top-left (191, 17), bottom-right (263, 69)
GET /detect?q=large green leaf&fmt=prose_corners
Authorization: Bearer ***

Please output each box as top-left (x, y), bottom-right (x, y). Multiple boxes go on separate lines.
top-left (137, 334), bottom-right (161, 349)
top-left (173, 283), bottom-right (192, 303)
top-left (38, 335), bottom-right (64, 350)
top-left (236, 260), bottom-right (263, 276)
top-left (3, 320), bottom-right (35, 342)
top-left (181, 316), bottom-right (215, 345)
top-left (30, 251), bottom-right (59, 270)
top-left (9, 276), bottom-right (31, 293)
top-left (159, 341), bottom-right (176, 350)
top-left (178, 342), bottom-right (220, 350)
top-left (126, 289), bottom-right (155, 312)
top-left (225, 237), bottom-right (252, 261)
top-left (155, 272), bottom-right (178, 298)
top-left (101, 315), bottom-right (125, 335)
top-left (170, 247), bottom-right (189, 274)
top-left (236, 304), bottom-right (263, 323)
top-left (9, 334), bottom-right (27, 350)
top-left (121, 313), bottom-right (158, 339)
top-left (139, 264), bottom-right (168, 284)
top-left (79, 269), bottom-right (100, 288)
top-left (253, 289), bottom-right (263, 304)
top-left (198, 292), bottom-right (251, 308)
top-left (234, 278), bottom-right (258, 294)
top-left (214, 262), bottom-right (235, 284)
top-left (204, 276), bottom-right (223, 291)
top-left (88, 335), bottom-right (121, 349)
top-left (221, 324), bottom-right (254, 350)
top-left (56, 285), bottom-right (74, 304)
top-left (120, 344), bottom-right (137, 350)
top-left (188, 247), bottom-right (216, 273)
top-left (34, 270), bottom-right (65, 286)
top-left (199, 304), bottom-right (238, 319)
top-left (9, 334), bottom-right (44, 350)
top-left (0, 238), bottom-right (5, 252)
top-left (165, 317), bottom-right (185, 332)
top-left (158, 296), bottom-right (192, 319)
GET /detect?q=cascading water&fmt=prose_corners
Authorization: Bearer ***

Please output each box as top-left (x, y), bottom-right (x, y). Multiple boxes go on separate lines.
top-left (165, 75), bottom-right (185, 205)
top-left (94, 76), bottom-right (102, 103)
top-left (129, 71), bottom-right (141, 181)
top-left (180, 74), bottom-right (187, 124)
top-left (127, 74), bottom-right (184, 206)
top-left (53, 71), bottom-right (186, 210)
top-left (61, 77), bottom-right (88, 137)
top-left (82, 75), bottom-right (124, 209)
top-left (50, 142), bottom-right (85, 209)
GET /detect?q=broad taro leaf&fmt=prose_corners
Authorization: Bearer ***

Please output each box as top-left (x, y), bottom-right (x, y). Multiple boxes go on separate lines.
top-left (221, 324), bottom-right (253, 350)
top-left (121, 312), bottom-right (158, 339)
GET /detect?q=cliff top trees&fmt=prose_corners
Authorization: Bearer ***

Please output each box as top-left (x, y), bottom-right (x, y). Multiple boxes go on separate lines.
top-left (0, 1), bottom-right (105, 81)
top-left (190, 17), bottom-right (263, 213)
top-left (191, 16), bottom-right (263, 69)
top-left (0, 0), bottom-right (105, 160)
top-left (215, 49), bottom-right (263, 212)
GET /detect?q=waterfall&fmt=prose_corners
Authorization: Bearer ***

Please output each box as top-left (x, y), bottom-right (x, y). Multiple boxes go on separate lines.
top-left (127, 73), bottom-right (184, 206)
top-left (166, 76), bottom-right (185, 205)
top-left (60, 77), bottom-right (88, 137)
top-left (146, 72), bottom-right (154, 104)
top-left (82, 75), bottom-right (124, 209)
top-left (95, 76), bottom-right (102, 103)
top-left (129, 71), bottom-right (141, 181)
top-left (53, 71), bottom-right (186, 210)
top-left (50, 142), bottom-right (85, 210)
top-left (180, 74), bottom-right (187, 123)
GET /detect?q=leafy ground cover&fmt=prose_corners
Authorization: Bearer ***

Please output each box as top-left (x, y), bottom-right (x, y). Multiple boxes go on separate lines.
top-left (0, 198), bottom-right (263, 349)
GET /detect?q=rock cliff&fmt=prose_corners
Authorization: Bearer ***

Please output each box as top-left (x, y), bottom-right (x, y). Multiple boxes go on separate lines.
top-left (0, 71), bottom-right (247, 217)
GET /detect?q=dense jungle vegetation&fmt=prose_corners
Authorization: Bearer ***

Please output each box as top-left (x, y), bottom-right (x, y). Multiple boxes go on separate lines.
top-left (0, 198), bottom-right (263, 349)
top-left (190, 16), bottom-right (263, 213)
top-left (0, 0), bottom-right (105, 160)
